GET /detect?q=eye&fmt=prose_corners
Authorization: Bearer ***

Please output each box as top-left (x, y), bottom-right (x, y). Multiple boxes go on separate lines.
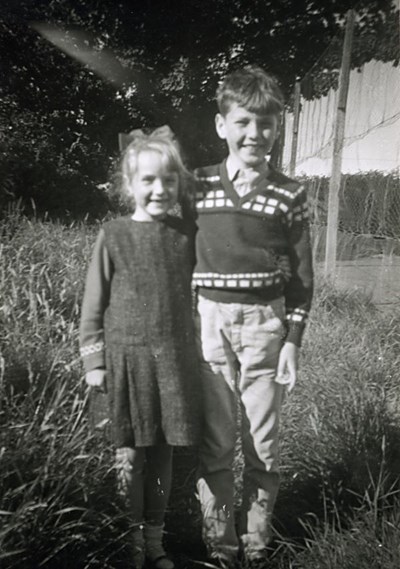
top-left (142, 175), bottom-right (155, 183)
top-left (164, 174), bottom-right (178, 185)
top-left (260, 119), bottom-right (275, 129)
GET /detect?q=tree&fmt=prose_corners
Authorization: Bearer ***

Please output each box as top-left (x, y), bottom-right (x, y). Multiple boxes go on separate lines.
top-left (0, 2), bottom-right (131, 216)
top-left (0, 0), bottom-right (398, 215)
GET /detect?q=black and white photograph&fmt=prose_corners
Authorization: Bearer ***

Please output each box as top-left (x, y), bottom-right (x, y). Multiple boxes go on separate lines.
top-left (1, 1), bottom-right (399, 568)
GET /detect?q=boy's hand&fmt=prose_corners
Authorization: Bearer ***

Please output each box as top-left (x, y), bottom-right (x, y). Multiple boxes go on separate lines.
top-left (86, 368), bottom-right (107, 392)
top-left (275, 342), bottom-right (299, 392)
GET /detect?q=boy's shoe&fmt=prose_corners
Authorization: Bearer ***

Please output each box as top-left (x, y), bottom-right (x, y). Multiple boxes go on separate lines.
top-left (242, 549), bottom-right (270, 569)
top-left (245, 557), bottom-right (269, 569)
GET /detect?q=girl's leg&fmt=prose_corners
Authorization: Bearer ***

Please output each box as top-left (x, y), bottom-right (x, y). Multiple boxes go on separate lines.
top-left (144, 444), bottom-right (174, 569)
top-left (116, 446), bottom-right (146, 522)
top-left (144, 444), bottom-right (173, 525)
top-left (115, 447), bottom-right (146, 568)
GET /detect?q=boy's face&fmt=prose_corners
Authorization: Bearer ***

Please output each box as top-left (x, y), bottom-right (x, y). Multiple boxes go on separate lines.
top-left (215, 103), bottom-right (279, 168)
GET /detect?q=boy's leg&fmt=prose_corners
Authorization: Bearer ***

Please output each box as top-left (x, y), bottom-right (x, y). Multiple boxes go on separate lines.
top-left (195, 296), bottom-right (240, 563)
top-left (239, 381), bottom-right (283, 559)
top-left (236, 299), bottom-right (285, 559)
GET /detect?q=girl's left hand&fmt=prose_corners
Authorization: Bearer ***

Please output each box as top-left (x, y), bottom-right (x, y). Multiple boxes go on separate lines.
top-left (86, 368), bottom-right (107, 392)
top-left (275, 342), bottom-right (299, 392)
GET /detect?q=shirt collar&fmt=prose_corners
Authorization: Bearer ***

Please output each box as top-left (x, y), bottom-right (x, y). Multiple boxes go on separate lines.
top-left (226, 154), bottom-right (269, 182)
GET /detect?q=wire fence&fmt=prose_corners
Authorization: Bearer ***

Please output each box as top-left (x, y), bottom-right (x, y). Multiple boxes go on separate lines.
top-left (308, 173), bottom-right (400, 261)
top-left (283, 60), bottom-right (400, 177)
top-left (281, 6), bottom-right (400, 305)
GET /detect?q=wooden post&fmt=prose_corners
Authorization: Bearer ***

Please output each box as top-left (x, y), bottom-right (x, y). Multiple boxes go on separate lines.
top-left (324, 9), bottom-right (355, 278)
top-left (271, 111), bottom-right (285, 169)
top-left (289, 79), bottom-right (301, 177)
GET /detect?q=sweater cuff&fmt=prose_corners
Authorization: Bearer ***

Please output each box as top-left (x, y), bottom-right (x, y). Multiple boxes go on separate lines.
top-left (285, 321), bottom-right (305, 347)
top-left (80, 341), bottom-right (106, 373)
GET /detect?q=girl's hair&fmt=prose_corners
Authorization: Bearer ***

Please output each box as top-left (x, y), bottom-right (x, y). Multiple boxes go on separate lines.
top-left (120, 133), bottom-right (193, 214)
top-left (216, 65), bottom-right (284, 117)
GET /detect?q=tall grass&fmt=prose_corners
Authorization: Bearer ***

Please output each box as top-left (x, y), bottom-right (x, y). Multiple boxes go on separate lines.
top-left (1, 209), bottom-right (400, 568)
top-left (0, 209), bottom-right (130, 568)
top-left (270, 283), bottom-right (400, 567)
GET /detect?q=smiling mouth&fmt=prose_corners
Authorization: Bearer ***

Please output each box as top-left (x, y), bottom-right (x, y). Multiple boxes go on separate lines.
top-left (242, 145), bottom-right (265, 151)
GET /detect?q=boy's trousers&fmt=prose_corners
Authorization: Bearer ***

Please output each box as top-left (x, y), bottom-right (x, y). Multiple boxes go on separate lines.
top-left (195, 294), bottom-right (286, 561)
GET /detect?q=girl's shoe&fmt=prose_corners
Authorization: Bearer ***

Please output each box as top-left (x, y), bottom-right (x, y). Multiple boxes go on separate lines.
top-left (144, 523), bottom-right (174, 569)
top-left (206, 554), bottom-right (239, 569)
top-left (147, 556), bottom-right (174, 569)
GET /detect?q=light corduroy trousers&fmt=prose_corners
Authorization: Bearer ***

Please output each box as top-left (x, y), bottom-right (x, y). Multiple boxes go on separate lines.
top-left (195, 294), bottom-right (286, 561)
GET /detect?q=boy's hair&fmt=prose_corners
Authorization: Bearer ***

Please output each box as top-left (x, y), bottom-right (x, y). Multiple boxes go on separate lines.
top-left (216, 66), bottom-right (284, 116)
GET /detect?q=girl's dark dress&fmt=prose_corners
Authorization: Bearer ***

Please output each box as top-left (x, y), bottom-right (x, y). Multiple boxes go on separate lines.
top-left (80, 215), bottom-right (201, 448)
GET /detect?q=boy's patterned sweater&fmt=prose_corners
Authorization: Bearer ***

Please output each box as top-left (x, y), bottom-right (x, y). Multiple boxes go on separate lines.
top-left (193, 160), bottom-right (314, 346)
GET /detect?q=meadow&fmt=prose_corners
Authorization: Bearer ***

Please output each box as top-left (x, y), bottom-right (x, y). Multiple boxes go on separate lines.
top-left (1, 207), bottom-right (400, 569)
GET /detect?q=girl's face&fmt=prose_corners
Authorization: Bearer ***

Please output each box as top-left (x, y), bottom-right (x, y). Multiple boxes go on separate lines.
top-left (130, 150), bottom-right (179, 222)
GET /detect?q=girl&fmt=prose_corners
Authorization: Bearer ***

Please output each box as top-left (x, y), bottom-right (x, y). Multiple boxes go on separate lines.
top-left (79, 129), bottom-right (201, 569)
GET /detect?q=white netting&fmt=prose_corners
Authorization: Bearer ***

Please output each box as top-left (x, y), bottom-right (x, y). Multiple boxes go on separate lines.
top-left (282, 60), bottom-right (400, 176)
top-left (281, 12), bottom-right (400, 304)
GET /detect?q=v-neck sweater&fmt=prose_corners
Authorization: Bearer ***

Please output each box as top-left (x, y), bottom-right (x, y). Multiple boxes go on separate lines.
top-left (193, 160), bottom-right (314, 346)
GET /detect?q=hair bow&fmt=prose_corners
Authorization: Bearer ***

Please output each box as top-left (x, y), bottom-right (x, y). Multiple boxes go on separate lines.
top-left (118, 125), bottom-right (175, 151)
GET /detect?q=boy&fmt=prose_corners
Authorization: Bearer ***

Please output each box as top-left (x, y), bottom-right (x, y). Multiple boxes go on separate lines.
top-left (193, 66), bottom-right (313, 567)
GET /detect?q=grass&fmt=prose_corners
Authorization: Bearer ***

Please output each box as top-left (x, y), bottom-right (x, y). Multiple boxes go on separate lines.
top-left (1, 209), bottom-right (400, 568)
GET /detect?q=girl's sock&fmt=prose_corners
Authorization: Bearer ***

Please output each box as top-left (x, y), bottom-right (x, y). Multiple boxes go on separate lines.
top-left (144, 523), bottom-right (174, 569)
top-left (131, 524), bottom-right (145, 569)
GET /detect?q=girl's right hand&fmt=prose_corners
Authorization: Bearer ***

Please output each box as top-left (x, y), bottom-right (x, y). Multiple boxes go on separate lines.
top-left (86, 369), bottom-right (107, 391)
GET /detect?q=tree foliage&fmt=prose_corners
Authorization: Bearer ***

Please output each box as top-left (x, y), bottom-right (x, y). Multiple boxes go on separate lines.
top-left (0, 0), bottom-right (398, 217)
